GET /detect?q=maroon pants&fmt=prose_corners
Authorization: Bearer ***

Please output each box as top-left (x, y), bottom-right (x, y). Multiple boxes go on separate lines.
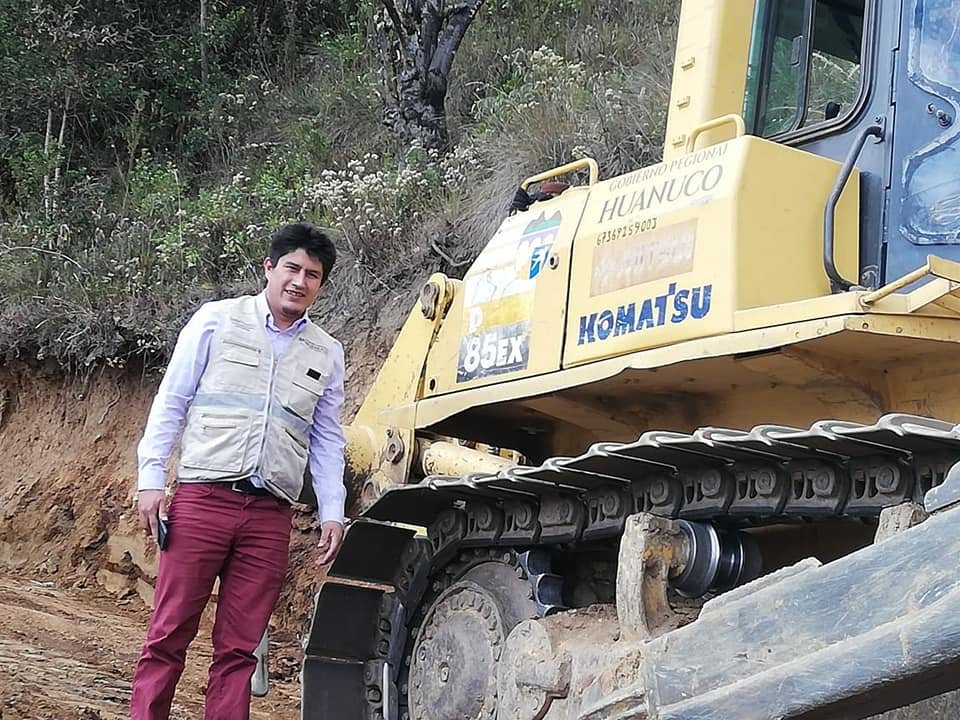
top-left (129, 483), bottom-right (292, 720)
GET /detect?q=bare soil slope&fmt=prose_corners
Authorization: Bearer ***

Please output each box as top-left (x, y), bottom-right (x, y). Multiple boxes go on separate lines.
top-left (0, 365), bottom-right (310, 718)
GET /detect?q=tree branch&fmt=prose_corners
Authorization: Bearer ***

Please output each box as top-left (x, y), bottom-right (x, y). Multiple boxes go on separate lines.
top-left (442, 2), bottom-right (469, 19)
top-left (43, 106), bottom-right (53, 220)
top-left (52, 89), bottom-right (71, 215)
top-left (0, 244), bottom-right (87, 272)
top-left (199, 0), bottom-right (209, 85)
top-left (379, 0), bottom-right (408, 39)
top-left (417, 0), bottom-right (442, 79)
top-left (429, 0), bottom-right (483, 84)
top-left (430, 236), bottom-right (470, 267)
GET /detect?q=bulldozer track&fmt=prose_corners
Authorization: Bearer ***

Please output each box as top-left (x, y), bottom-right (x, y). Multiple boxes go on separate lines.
top-left (306, 413), bottom-right (960, 719)
top-left (368, 413), bottom-right (960, 536)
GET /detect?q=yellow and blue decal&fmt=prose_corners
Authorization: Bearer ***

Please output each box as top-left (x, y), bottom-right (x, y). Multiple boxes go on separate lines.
top-left (457, 212), bottom-right (562, 382)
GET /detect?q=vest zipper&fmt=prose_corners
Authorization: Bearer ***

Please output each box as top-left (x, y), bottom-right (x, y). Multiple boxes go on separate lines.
top-left (253, 343), bottom-right (278, 481)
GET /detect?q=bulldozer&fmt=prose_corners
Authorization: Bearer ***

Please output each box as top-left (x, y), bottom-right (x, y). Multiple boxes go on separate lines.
top-left (300, 0), bottom-right (960, 717)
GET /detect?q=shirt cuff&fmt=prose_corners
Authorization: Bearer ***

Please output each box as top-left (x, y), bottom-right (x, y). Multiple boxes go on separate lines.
top-left (137, 465), bottom-right (168, 492)
top-left (317, 503), bottom-right (345, 525)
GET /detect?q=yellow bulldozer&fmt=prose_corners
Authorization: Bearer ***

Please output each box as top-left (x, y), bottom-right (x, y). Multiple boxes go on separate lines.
top-left (301, 0), bottom-right (960, 717)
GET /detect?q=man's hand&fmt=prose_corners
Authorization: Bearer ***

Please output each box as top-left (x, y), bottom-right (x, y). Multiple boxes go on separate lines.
top-left (316, 521), bottom-right (345, 566)
top-left (137, 490), bottom-right (168, 541)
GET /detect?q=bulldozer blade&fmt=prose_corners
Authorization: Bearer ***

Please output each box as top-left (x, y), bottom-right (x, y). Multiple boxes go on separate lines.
top-left (586, 499), bottom-right (960, 719)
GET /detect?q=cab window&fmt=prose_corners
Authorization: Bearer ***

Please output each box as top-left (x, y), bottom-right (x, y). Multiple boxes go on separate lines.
top-left (744, 0), bottom-right (867, 138)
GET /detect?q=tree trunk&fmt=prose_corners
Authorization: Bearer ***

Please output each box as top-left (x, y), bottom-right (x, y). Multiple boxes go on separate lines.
top-left (379, 0), bottom-right (485, 150)
top-left (51, 89), bottom-right (71, 216)
top-left (283, 0), bottom-right (299, 80)
top-left (199, 0), bottom-right (209, 86)
top-left (390, 58), bottom-right (449, 149)
top-left (43, 106), bottom-right (53, 220)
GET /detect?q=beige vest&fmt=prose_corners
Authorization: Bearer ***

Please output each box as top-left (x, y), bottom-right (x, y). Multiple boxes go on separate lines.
top-left (177, 295), bottom-right (338, 503)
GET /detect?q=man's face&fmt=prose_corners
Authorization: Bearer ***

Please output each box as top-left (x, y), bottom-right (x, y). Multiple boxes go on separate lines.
top-left (263, 248), bottom-right (325, 323)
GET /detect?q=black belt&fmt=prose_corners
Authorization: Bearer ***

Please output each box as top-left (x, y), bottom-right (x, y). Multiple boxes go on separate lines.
top-left (229, 478), bottom-right (273, 497)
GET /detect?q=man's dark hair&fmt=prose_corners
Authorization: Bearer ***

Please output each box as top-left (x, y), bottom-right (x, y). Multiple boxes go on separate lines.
top-left (268, 222), bottom-right (336, 284)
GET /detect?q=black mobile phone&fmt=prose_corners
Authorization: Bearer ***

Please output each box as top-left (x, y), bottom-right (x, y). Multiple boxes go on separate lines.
top-left (157, 517), bottom-right (170, 551)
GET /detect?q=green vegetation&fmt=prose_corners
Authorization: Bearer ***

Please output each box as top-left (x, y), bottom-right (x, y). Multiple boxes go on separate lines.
top-left (0, 0), bottom-right (676, 372)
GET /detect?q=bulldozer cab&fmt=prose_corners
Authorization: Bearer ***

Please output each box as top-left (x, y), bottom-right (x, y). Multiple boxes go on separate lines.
top-left (746, 0), bottom-right (960, 283)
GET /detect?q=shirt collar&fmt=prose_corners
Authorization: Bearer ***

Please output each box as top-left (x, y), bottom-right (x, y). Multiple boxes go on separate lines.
top-left (256, 292), bottom-right (308, 333)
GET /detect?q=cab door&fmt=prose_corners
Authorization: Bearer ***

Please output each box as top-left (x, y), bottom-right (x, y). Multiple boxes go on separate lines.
top-left (884, 0), bottom-right (960, 280)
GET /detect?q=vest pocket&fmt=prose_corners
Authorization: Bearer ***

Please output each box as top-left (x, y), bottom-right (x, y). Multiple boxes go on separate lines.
top-left (204, 335), bottom-right (264, 394)
top-left (260, 423), bottom-right (309, 503)
top-left (221, 338), bottom-right (261, 367)
top-left (284, 367), bottom-right (326, 421)
top-left (180, 413), bottom-right (254, 473)
top-left (283, 427), bottom-right (308, 459)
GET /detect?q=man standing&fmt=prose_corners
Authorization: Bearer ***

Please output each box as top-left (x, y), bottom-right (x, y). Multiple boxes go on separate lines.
top-left (130, 222), bottom-right (347, 720)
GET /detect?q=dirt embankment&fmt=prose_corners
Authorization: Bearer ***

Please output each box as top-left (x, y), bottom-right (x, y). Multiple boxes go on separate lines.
top-left (0, 365), bottom-right (151, 595)
top-left (0, 363), bottom-right (320, 718)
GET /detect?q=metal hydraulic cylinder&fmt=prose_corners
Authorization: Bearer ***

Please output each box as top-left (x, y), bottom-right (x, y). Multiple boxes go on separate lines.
top-left (578, 476), bottom-right (960, 719)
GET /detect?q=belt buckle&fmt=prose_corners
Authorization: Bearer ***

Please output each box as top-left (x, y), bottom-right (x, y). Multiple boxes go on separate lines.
top-left (230, 480), bottom-right (246, 494)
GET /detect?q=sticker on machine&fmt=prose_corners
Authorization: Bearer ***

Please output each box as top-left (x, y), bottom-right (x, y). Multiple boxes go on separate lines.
top-left (457, 211), bottom-right (561, 382)
top-left (458, 320), bottom-right (529, 380)
top-left (591, 219), bottom-right (697, 296)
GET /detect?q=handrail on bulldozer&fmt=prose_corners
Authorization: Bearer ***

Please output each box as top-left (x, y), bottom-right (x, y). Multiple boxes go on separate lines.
top-left (859, 254), bottom-right (960, 308)
top-left (521, 157), bottom-right (599, 190)
top-left (685, 113), bottom-right (745, 153)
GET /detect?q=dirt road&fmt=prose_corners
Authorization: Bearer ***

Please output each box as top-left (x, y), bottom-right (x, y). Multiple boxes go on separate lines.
top-left (0, 574), bottom-right (300, 720)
